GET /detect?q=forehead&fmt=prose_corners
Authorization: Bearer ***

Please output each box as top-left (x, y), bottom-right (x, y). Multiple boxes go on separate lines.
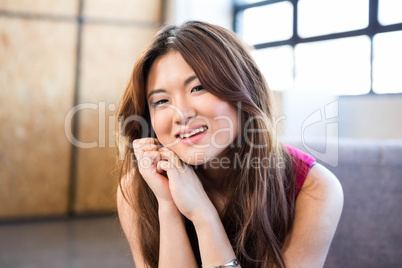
top-left (146, 51), bottom-right (195, 91)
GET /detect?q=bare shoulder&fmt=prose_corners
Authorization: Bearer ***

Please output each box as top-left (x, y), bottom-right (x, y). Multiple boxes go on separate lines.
top-left (282, 164), bottom-right (344, 267)
top-left (117, 171), bottom-right (146, 267)
top-left (302, 163), bottom-right (344, 202)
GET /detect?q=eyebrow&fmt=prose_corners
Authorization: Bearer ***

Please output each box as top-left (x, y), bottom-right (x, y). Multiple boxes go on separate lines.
top-left (147, 74), bottom-right (198, 99)
top-left (184, 75), bottom-right (197, 86)
top-left (147, 89), bottom-right (166, 99)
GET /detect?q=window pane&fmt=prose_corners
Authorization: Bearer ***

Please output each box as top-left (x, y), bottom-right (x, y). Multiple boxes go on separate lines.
top-left (251, 46), bottom-right (294, 90)
top-left (373, 31), bottom-right (402, 94)
top-left (235, 0), bottom-right (265, 3)
top-left (240, 1), bottom-right (293, 45)
top-left (378, 0), bottom-right (402, 25)
top-left (295, 36), bottom-right (371, 95)
top-left (298, 0), bottom-right (369, 38)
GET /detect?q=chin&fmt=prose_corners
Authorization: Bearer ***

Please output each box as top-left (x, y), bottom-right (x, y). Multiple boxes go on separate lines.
top-left (175, 152), bottom-right (207, 166)
top-left (178, 149), bottom-right (227, 167)
top-left (183, 158), bottom-right (207, 166)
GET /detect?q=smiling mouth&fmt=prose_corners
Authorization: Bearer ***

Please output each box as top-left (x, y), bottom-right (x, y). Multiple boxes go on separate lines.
top-left (177, 126), bottom-right (208, 139)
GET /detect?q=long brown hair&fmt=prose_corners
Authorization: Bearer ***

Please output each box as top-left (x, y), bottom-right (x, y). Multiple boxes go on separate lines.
top-left (117, 21), bottom-right (295, 268)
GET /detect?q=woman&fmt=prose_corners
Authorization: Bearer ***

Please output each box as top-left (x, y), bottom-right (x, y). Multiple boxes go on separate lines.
top-left (116, 21), bottom-right (343, 268)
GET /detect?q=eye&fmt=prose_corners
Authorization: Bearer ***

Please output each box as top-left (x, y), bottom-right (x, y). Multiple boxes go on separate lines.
top-left (150, 99), bottom-right (168, 108)
top-left (191, 85), bottom-right (205, 93)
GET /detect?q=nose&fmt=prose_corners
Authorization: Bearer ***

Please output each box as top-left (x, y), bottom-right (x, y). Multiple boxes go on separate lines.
top-left (173, 103), bottom-right (197, 125)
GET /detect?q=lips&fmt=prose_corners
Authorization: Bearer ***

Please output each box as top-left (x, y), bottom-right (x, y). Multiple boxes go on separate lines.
top-left (176, 125), bottom-right (208, 139)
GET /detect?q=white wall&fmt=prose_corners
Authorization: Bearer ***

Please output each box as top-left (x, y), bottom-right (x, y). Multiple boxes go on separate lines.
top-left (277, 91), bottom-right (339, 142)
top-left (277, 91), bottom-right (402, 141)
top-left (163, 0), bottom-right (233, 30)
top-left (338, 94), bottom-right (402, 139)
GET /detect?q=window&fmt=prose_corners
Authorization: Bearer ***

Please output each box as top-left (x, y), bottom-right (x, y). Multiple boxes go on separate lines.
top-left (251, 45), bottom-right (294, 90)
top-left (234, 0), bottom-right (402, 94)
top-left (298, 0), bottom-right (369, 38)
top-left (295, 36), bottom-right (371, 94)
top-left (239, 2), bottom-right (293, 44)
top-left (378, 0), bottom-right (402, 25)
top-left (372, 31), bottom-right (402, 94)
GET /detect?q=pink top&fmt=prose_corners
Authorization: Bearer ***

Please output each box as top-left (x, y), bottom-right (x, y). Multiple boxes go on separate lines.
top-left (285, 145), bottom-right (316, 198)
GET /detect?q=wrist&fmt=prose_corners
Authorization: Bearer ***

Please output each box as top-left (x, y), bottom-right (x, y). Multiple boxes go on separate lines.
top-left (158, 200), bottom-right (184, 219)
top-left (158, 199), bottom-right (179, 212)
top-left (191, 203), bottom-right (220, 228)
top-left (192, 207), bottom-right (238, 268)
top-left (203, 258), bottom-right (239, 268)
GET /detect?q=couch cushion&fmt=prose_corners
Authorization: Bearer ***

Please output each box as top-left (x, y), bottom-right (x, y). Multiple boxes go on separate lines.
top-left (281, 138), bottom-right (402, 268)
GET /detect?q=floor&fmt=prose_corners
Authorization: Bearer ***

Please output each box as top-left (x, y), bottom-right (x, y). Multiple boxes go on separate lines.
top-left (0, 216), bottom-right (135, 268)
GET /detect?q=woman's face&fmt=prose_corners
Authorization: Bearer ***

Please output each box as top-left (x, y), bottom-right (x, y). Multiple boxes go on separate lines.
top-left (146, 51), bottom-right (239, 165)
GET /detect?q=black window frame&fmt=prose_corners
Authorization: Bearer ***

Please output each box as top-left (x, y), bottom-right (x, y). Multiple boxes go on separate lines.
top-left (233, 0), bottom-right (402, 95)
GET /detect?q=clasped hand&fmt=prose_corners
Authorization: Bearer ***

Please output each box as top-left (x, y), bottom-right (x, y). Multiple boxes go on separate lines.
top-left (133, 138), bottom-right (214, 222)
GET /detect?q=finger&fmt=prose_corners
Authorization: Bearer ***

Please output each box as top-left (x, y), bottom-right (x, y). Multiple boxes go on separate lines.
top-left (132, 138), bottom-right (160, 149)
top-left (145, 137), bottom-right (160, 145)
top-left (132, 139), bottom-right (156, 163)
top-left (133, 141), bottom-right (159, 159)
top-left (138, 144), bottom-right (158, 153)
top-left (158, 147), bottom-right (185, 173)
top-left (143, 150), bottom-right (161, 165)
top-left (136, 154), bottom-right (155, 172)
top-left (156, 159), bottom-right (173, 174)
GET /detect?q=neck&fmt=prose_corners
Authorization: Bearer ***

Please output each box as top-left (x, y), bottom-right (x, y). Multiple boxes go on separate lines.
top-left (195, 160), bottom-right (231, 194)
top-left (194, 162), bottom-right (230, 215)
top-left (195, 146), bottom-right (240, 196)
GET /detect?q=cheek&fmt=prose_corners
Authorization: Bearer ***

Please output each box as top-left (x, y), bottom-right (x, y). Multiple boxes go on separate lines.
top-left (151, 111), bottom-right (172, 141)
top-left (203, 99), bottom-right (239, 145)
top-left (216, 112), bottom-right (238, 143)
top-left (212, 103), bottom-right (239, 131)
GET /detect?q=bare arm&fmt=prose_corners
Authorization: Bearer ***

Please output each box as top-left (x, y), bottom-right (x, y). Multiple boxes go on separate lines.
top-left (123, 140), bottom-right (240, 267)
top-left (281, 163), bottom-right (344, 268)
top-left (117, 174), bottom-right (197, 268)
top-left (158, 201), bottom-right (198, 267)
top-left (116, 178), bottom-right (145, 267)
top-left (192, 205), bottom-right (239, 268)
top-left (118, 178), bottom-right (239, 268)
top-left (156, 148), bottom-right (240, 268)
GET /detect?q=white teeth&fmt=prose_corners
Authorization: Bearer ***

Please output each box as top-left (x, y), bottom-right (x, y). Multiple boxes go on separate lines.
top-left (179, 126), bottom-right (207, 139)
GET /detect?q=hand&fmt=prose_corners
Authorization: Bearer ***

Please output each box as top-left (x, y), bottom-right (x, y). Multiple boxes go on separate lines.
top-left (132, 138), bottom-right (173, 203)
top-left (156, 147), bottom-right (216, 222)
